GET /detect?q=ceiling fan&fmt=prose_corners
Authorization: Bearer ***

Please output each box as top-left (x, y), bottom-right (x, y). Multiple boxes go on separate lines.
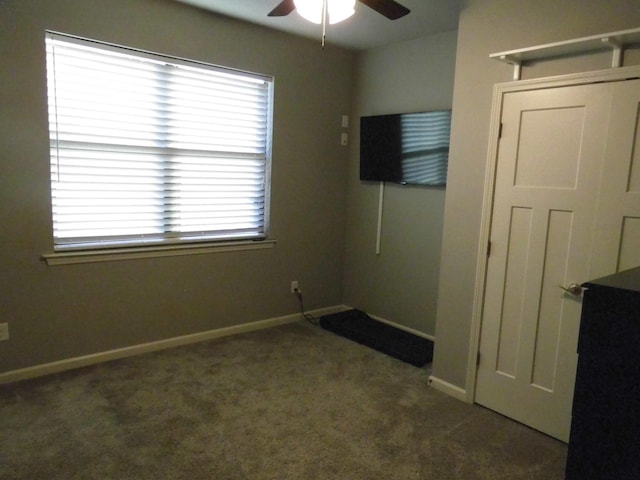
top-left (268, 0), bottom-right (411, 21)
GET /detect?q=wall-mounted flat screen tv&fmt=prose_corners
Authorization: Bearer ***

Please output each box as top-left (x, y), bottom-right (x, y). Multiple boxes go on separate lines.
top-left (359, 110), bottom-right (451, 186)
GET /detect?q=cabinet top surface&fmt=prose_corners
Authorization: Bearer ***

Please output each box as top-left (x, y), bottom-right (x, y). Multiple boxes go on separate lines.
top-left (585, 266), bottom-right (640, 293)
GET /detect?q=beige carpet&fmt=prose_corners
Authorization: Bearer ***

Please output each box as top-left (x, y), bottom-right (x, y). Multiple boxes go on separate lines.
top-left (0, 321), bottom-right (567, 479)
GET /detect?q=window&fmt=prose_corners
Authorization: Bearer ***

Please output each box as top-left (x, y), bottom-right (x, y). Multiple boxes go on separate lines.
top-left (45, 32), bottom-right (273, 252)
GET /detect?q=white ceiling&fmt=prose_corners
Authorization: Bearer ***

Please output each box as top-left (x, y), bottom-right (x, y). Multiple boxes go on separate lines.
top-left (174, 0), bottom-right (462, 50)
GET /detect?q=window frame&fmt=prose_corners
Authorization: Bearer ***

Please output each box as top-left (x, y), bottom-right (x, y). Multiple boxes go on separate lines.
top-left (44, 31), bottom-right (275, 262)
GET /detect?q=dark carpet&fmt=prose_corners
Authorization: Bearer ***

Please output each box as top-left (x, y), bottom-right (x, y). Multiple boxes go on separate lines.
top-left (0, 321), bottom-right (567, 479)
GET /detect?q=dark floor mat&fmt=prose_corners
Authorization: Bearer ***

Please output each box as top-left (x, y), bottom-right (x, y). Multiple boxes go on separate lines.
top-left (319, 309), bottom-right (433, 367)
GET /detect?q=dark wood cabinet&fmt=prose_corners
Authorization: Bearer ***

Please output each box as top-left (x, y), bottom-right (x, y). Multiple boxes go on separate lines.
top-left (566, 266), bottom-right (640, 480)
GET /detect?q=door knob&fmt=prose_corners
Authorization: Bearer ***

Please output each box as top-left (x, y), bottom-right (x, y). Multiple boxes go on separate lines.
top-left (559, 283), bottom-right (584, 296)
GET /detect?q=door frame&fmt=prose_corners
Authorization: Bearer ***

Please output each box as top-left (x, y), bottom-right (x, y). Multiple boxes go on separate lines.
top-left (466, 64), bottom-right (640, 403)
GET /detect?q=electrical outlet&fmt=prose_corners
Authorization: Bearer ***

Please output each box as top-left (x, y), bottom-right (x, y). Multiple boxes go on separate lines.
top-left (0, 323), bottom-right (8, 341)
top-left (290, 280), bottom-right (299, 294)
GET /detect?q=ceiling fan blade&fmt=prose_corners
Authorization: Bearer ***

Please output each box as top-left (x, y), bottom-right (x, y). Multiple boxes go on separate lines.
top-left (359, 0), bottom-right (410, 20)
top-left (268, 0), bottom-right (296, 17)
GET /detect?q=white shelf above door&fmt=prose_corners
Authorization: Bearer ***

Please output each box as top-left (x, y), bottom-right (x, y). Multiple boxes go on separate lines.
top-left (490, 27), bottom-right (640, 80)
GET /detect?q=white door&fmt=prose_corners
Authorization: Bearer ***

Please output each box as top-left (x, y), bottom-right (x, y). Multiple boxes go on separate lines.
top-left (475, 79), bottom-right (640, 442)
top-left (591, 79), bottom-right (640, 276)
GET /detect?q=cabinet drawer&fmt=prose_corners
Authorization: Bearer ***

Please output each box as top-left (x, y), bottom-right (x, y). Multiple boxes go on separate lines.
top-left (572, 351), bottom-right (640, 416)
top-left (567, 413), bottom-right (640, 480)
top-left (578, 287), bottom-right (640, 355)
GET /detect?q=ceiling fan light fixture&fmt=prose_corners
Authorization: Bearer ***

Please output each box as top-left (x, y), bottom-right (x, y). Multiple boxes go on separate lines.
top-left (294, 0), bottom-right (356, 25)
top-left (328, 0), bottom-right (356, 24)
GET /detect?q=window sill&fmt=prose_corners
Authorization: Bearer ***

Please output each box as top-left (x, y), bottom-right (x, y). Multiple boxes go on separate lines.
top-left (42, 239), bottom-right (277, 266)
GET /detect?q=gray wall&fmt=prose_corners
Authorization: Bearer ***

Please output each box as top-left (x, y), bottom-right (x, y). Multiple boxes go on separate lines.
top-left (0, 0), bottom-right (354, 373)
top-left (342, 31), bottom-right (458, 336)
top-left (432, 0), bottom-right (640, 391)
top-left (9, 0), bottom-right (635, 397)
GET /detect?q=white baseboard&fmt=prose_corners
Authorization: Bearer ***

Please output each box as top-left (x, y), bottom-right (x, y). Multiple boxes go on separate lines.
top-left (427, 375), bottom-right (469, 402)
top-left (0, 305), bottom-right (344, 385)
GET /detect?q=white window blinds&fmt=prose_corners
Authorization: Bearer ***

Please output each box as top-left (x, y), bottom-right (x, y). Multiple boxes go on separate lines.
top-left (45, 32), bottom-right (273, 251)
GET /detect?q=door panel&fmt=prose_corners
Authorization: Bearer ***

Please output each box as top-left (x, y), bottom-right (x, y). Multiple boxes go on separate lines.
top-left (620, 218), bottom-right (640, 270)
top-left (531, 209), bottom-right (573, 392)
top-left (495, 206), bottom-right (532, 378)
top-left (514, 106), bottom-right (584, 189)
